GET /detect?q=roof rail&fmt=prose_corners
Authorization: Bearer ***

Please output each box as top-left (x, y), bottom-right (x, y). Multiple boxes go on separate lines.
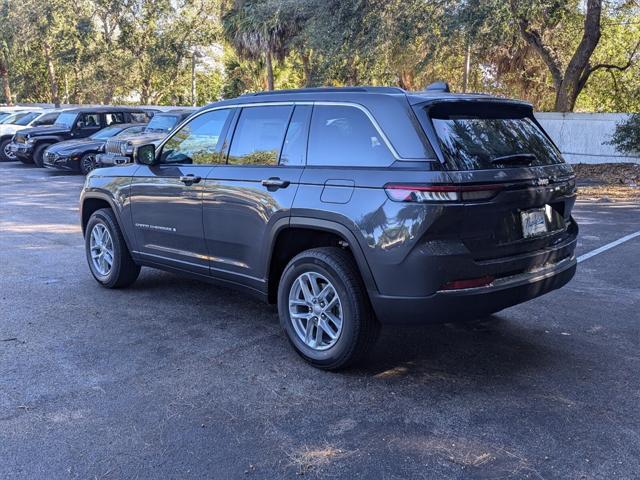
top-left (245, 86), bottom-right (406, 96)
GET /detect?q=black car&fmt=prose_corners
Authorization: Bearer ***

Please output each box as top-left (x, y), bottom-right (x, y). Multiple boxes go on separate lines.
top-left (10, 106), bottom-right (152, 167)
top-left (80, 85), bottom-right (578, 370)
top-left (43, 123), bottom-right (147, 174)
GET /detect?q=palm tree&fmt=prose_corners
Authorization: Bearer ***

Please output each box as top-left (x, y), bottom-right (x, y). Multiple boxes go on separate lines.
top-left (223, 0), bottom-right (299, 90)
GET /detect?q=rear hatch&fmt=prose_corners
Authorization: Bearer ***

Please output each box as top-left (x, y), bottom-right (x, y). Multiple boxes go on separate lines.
top-left (413, 100), bottom-right (577, 262)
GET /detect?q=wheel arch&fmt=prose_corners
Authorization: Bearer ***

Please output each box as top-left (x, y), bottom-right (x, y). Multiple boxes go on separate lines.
top-left (80, 193), bottom-right (136, 254)
top-left (265, 217), bottom-right (378, 304)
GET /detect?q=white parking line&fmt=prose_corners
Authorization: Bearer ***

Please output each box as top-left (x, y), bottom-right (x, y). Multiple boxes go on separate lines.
top-left (577, 230), bottom-right (640, 263)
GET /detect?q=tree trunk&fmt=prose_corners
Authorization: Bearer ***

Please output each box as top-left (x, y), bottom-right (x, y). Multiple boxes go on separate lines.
top-left (462, 40), bottom-right (471, 93)
top-left (512, 0), bottom-right (603, 112)
top-left (0, 64), bottom-right (12, 105)
top-left (398, 70), bottom-right (415, 90)
top-left (43, 41), bottom-right (60, 107)
top-left (0, 44), bottom-right (13, 104)
top-left (265, 51), bottom-right (274, 91)
top-left (191, 52), bottom-right (197, 106)
top-left (301, 50), bottom-right (313, 87)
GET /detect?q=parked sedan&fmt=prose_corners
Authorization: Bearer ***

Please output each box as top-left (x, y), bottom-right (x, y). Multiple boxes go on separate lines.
top-left (43, 123), bottom-right (146, 174)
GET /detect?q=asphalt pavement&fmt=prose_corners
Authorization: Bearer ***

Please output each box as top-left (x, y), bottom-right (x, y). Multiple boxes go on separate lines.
top-left (1, 162), bottom-right (639, 479)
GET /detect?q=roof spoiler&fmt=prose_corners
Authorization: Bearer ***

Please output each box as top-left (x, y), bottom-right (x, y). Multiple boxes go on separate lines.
top-left (425, 81), bottom-right (450, 93)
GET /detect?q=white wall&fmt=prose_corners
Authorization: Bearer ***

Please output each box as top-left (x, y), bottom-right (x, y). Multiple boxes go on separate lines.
top-left (534, 112), bottom-right (639, 164)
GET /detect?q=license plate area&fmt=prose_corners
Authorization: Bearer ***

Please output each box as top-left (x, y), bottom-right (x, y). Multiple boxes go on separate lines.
top-left (521, 208), bottom-right (548, 238)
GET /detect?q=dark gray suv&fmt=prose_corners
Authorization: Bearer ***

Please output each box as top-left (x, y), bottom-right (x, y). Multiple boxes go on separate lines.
top-left (80, 85), bottom-right (578, 369)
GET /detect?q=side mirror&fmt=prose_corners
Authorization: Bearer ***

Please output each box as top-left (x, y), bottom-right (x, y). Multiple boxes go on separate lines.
top-left (136, 144), bottom-right (156, 165)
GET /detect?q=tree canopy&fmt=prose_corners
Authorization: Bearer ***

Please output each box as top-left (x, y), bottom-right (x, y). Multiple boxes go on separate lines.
top-left (0, 0), bottom-right (638, 111)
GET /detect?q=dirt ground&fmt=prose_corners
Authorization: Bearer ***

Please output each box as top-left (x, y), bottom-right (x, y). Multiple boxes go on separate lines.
top-left (573, 163), bottom-right (640, 201)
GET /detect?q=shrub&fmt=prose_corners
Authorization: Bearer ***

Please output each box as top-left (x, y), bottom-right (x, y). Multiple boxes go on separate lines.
top-left (608, 114), bottom-right (640, 155)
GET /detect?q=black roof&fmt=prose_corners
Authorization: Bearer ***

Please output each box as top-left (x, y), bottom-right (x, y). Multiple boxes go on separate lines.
top-left (204, 85), bottom-right (531, 110)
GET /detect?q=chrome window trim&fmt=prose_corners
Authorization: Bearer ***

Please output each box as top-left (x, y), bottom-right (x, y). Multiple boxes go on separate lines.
top-left (155, 100), bottom-right (401, 162)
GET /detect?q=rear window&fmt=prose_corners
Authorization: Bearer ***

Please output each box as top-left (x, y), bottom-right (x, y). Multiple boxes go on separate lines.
top-left (307, 105), bottom-right (394, 167)
top-left (422, 102), bottom-right (564, 170)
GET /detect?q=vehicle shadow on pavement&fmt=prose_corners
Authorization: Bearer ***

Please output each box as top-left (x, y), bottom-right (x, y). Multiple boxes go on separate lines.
top-left (353, 317), bottom-right (557, 383)
top-left (128, 270), bottom-right (555, 384)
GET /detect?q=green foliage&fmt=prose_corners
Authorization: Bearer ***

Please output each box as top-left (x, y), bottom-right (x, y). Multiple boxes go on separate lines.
top-left (0, 0), bottom-right (638, 110)
top-left (608, 114), bottom-right (640, 154)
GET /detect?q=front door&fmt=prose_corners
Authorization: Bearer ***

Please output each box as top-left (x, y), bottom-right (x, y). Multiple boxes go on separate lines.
top-left (203, 104), bottom-right (311, 290)
top-left (129, 108), bottom-right (234, 274)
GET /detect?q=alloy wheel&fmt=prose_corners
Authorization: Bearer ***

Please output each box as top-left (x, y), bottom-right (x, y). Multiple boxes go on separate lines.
top-left (89, 223), bottom-right (114, 276)
top-left (288, 272), bottom-right (343, 351)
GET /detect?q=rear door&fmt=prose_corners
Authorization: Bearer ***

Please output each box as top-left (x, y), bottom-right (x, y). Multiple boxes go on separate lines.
top-left (413, 100), bottom-right (577, 261)
top-left (129, 108), bottom-right (234, 273)
top-left (202, 104), bottom-right (309, 290)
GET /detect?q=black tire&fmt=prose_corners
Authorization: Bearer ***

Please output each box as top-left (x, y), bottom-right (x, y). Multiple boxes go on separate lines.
top-left (79, 153), bottom-right (97, 175)
top-left (85, 208), bottom-right (140, 288)
top-left (0, 139), bottom-right (15, 162)
top-left (32, 143), bottom-right (49, 168)
top-left (18, 153), bottom-right (34, 164)
top-left (277, 247), bottom-right (379, 370)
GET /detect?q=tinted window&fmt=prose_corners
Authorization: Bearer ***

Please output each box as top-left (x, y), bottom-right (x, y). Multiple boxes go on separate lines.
top-left (54, 112), bottom-right (77, 128)
top-left (228, 106), bottom-right (292, 166)
top-left (307, 105), bottom-right (394, 167)
top-left (425, 103), bottom-right (565, 170)
top-left (130, 112), bottom-right (152, 123)
top-left (105, 112), bottom-right (126, 125)
top-left (280, 106), bottom-right (311, 166)
top-left (14, 112), bottom-right (40, 126)
top-left (77, 113), bottom-right (100, 129)
top-left (160, 109), bottom-right (231, 165)
top-left (1, 112), bottom-right (30, 124)
top-left (32, 113), bottom-right (59, 126)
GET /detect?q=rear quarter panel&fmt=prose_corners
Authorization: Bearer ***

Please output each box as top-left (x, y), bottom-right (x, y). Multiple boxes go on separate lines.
top-left (293, 165), bottom-right (454, 296)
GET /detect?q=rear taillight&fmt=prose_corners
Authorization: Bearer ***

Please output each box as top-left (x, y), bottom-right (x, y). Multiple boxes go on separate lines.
top-left (384, 183), bottom-right (503, 203)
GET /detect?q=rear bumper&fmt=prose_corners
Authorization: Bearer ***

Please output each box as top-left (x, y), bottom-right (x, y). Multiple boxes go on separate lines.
top-left (370, 254), bottom-right (577, 325)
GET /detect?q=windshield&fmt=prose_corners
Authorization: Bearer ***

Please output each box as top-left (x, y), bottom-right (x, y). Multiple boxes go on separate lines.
top-left (146, 115), bottom-right (180, 133)
top-left (90, 125), bottom-right (126, 140)
top-left (0, 112), bottom-right (9, 121)
top-left (14, 112), bottom-right (41, 126)
top-left (54, 112), bottom-right (78, 128)
top-left (0, 112), bottom-right (30, 124)
top-left (117, 125), bottom-right (146, 136)
top-left (422, 103), bottom-right (564, 170)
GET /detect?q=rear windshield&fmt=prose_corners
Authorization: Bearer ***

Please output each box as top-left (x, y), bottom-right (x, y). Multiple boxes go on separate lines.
top-left (422, 103), bottom-right (564, 170)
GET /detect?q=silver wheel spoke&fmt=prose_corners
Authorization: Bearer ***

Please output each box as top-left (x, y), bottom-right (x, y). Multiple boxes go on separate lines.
top-left (318, 320), bottom-right (338, 340)
top-left (89, 223), bottom-right (114, 276)
top-left (304, 320), bottom-right (315, 345)
top-left (298, 275), bottom-right (314, 303)
top-left (288, 271), bottom-right (343, 351)
top-left (325, 311), bottom-right (342, 330)
top-left (324, 294), bottom-right (339, 311)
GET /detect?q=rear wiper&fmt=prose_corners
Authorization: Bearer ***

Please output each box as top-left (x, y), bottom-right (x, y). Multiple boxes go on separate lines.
top-left (490, 153), bottom-right (537, 165)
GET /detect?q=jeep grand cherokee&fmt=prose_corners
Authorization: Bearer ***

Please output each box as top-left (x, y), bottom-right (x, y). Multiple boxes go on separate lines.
top-left (80, 85), bottom-right (578, 370)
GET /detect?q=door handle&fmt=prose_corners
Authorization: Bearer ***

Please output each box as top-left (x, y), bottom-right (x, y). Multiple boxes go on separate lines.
top-left (179, 174), bottom-right (202, 185)
top-left (261, 177), bottom-right (290, 189)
